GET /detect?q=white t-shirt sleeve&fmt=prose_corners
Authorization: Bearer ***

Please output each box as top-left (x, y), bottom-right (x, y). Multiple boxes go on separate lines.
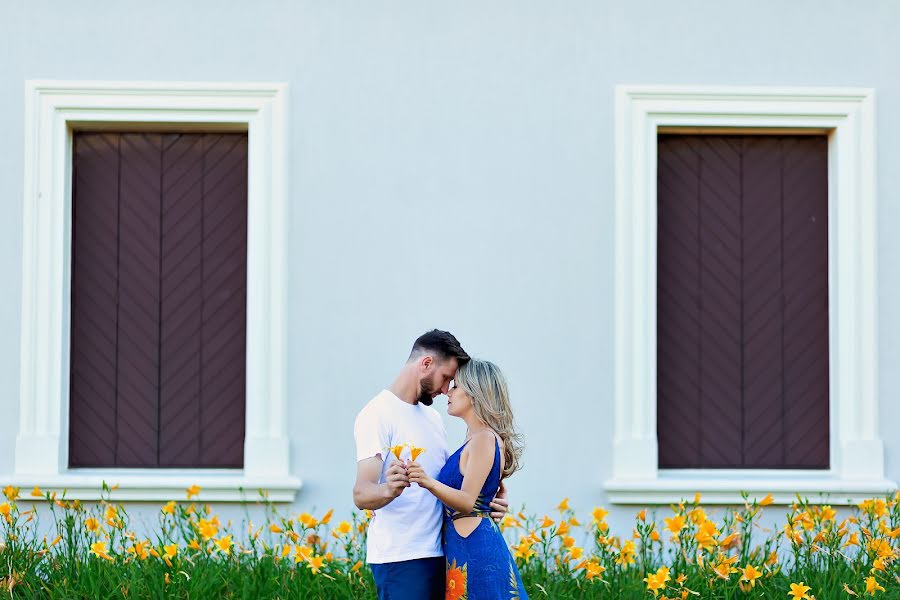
top-left (354, 403), bottom-right (390, 462)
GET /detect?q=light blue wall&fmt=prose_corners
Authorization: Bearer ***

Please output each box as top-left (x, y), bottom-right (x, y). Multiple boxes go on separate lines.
top-left (1, 1), bottom-right (899, 533)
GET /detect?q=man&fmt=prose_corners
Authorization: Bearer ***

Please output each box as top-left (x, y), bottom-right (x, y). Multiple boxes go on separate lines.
top-left (353, 329), bottom-right (508, 600)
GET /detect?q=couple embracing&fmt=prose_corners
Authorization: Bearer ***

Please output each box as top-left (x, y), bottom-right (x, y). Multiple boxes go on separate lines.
top-left (353, 330), bottom-right (528, 599)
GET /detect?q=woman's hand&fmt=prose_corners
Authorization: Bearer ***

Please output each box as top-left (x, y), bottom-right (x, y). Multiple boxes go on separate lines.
top-left (406, 461), bottom-right (435, 491)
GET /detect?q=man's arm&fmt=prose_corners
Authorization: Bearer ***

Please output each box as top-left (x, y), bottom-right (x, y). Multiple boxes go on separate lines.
top-left (353, 456), bottom-right (409, 510)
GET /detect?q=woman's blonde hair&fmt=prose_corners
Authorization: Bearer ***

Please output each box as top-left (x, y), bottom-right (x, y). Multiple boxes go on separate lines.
top-left (455, 359), bottom-right (524, 479)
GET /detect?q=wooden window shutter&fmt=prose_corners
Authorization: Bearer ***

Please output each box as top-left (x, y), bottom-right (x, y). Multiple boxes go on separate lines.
top-left (69, 132), bottom-right (248, 468)
top-left (656, 135), bottom-right (829, 469)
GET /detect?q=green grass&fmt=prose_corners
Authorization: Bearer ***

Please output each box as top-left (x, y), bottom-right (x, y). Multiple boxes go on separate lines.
top-left (1, 485), bottom-right (898, 598)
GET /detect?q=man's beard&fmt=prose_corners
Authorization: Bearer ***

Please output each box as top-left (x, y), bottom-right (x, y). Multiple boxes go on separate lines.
top-left (418, 376), bottom-right (437, 406)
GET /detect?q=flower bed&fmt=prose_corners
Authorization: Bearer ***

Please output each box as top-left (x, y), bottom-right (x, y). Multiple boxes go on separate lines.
top-left (0, 484), bottom-right (898, 598)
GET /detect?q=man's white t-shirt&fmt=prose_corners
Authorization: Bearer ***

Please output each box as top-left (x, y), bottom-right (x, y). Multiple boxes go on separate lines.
top-left (354, 389), bottom-right (449, 564)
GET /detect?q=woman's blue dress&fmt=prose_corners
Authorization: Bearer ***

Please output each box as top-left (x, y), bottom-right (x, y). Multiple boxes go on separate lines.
top-left (436, 437), bottom-right (528, 600)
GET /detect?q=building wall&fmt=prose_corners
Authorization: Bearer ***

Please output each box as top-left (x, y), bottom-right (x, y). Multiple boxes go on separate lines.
top-left (1, 1), bottom-right (899, 531)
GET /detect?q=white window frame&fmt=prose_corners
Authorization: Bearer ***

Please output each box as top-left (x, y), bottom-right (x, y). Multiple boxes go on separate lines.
top-left (605, 85), bottom-right (895, 505)
top-left (11, 81), bottom-right (301, 502)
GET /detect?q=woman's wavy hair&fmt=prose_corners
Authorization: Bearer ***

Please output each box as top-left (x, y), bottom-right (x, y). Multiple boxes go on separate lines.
top-left (455, 359), bottom-right (524, 479)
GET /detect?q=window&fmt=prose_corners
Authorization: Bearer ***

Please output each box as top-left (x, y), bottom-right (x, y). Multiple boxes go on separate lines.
top-left (69, 132), bottom-right (248, 469)
top-left (605, 86), bottom-right (892, 504)
top-left (14, 82), bottom-right (299, 501)
top-left (656, 134), bottom-right (828, 470)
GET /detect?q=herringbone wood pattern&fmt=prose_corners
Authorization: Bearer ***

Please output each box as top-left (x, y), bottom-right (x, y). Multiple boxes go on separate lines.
top-left (657, 135), bottom-right (829, 469)
top-left (69, 132), bottom-right (247, 468)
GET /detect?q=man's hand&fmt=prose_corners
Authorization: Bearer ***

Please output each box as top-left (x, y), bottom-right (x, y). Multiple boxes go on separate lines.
top-left (489, 480), bottom-right (509, 524)
top-left (383, 459), bottom-right (410, 499)
top-left (354, 456), bottom-right (408, 510)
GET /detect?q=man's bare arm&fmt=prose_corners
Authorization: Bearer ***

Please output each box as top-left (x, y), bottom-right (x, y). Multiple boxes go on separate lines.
top-left (353, 456), bottom-right (409, 510)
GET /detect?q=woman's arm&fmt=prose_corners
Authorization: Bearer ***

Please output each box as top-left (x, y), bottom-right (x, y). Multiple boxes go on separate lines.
top-left (407, 431), bottom-right (496, 515)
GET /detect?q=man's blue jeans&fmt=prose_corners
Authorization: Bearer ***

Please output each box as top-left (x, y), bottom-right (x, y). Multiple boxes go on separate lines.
top-left (370, 556), bottom-right (444, 600)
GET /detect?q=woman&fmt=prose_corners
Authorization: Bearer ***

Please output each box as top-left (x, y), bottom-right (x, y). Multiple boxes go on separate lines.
top-left (408, 359), bottom-right (528, 600)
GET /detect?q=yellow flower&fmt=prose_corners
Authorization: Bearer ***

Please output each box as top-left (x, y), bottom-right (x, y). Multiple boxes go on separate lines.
top-left (90, 541), bottom-right (113, 561)
top-left (665, 514), bottom-right (686, 534)
top-left (650, 530), bottom-right (660, 542)
top-left (568, 546), bottom-right (583, 560)
top-left (270, 524), bottom-right (284, 534)
top-left (104, 504), bottom-right (123, 528)
top-left (334, 521), bottom-right (352, 536)
top-left (293, 544), bottom-right (313, 564)
top-left (636, 509), bottom-right (647, 522)
top-left (843, 532), bottom-right (860, 547)
top-left (320, 509), bottom-right (333, 525)
top-left (0, 503), bottom-right (10, 518)
top-left (584, 560), bottom-right (606, 580)
top-left (788, 582), bottom-right (811, 599)
top-left (556, 520), bottom-right (570, 536)
top-left (388, 444), bottom-right (406, 461)
top-left (188, 538), bottom-right (202, 551)
top-left (557, 498), bottom-right (570, 512)
top-left (307, 554), bottom-right (326, 573)
top-left (30, 486), bottom-right (43, 497)
top-left (867, 538), bottom-right (893, 559)
top-left (164, 573), bottom-right (170, 585)
top-left (84, 517), bottom-right (100, 533)
top-left (127, 540), bottom-right (150, 561)
top-left (164, 543), bottom-right (178, 559)
top-left (197, 518), bottom-right (219, 541)
top-left (161, 501), bottom-right (176, 515)
top-left (592, 507), bottom-right (609, 523)
top-left (214, 535), bottom-right (233, 555)
top-left (759, 493), bottom-right (774, 506)
top-left (2, 486), bottom-right (19, 501)
top-left (688, 507), bottom-right (707, 524)
top-left (616, 540), bottom-right (637, 566)
top-left (298, 513), bottom-right (318, 528)
top-left (694, 520), bottom-right (719, 550)
top-left (186, 485), bottom-right (201, 500)
top-left (740, 564), bottom-right (762, 588)
top-left (409, 445), bottom-right (426, 461)
top-left (500, 515), bottom-right (522, 531)
top-left (351, 560), bottom-right (363, 573)
top-left (49, 535), bottom-right (62, 548)
top-left (865, 576), bottom-right (885, 595)
top-left (540, 515), bottom-right (555, 529)
top-left (643, 566), bottom-right (670, 597)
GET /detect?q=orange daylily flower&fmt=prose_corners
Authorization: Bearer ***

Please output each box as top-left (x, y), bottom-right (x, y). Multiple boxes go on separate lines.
top-left (409, 445), bottom-right (425, 461)
top-left (214, 535), bottom-right (233, 555)
top-left (788, 582), bottom-right (812, 599)
top-left (163, 543), bottom-right (178, 559)
top-left (90, 541), bottom-right (113, 561)
top-left (307, 554), bottom-right (326, 574)
top-left (865, 576), bottom-right (885, 594)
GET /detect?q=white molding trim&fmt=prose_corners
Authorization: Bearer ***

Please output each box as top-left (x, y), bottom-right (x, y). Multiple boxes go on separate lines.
top-left (12, 80), bottom-right (301, 502)
top-left (606, 85), bottom-right (893, 505)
